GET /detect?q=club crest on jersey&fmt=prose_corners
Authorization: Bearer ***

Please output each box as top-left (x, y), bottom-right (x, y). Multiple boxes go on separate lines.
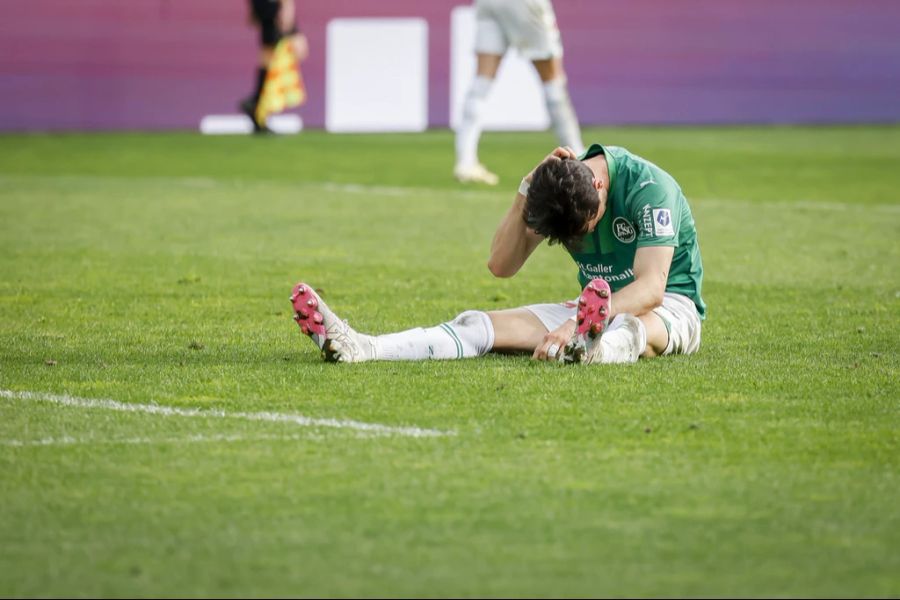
top-left (612, 217), bottom-right (636, 243)
top-left (652, 208), bottom-right (674, 236)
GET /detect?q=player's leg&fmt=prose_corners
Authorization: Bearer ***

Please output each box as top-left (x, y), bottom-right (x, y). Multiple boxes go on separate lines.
top-left (531, 57), bottom-right (584, 155)
top-left (455, 3), bottom-right (507, 185)
top-left (637, 312), bottom-right (668, 358)
top-left (515, 0), bottom-right (583, 154)
top-left (375, 305), bottom-right (573, 359)
top-left (455, 52), bottom-right (503, 185)
top-left (375, 309), bottom-right (496, 361)
top-left (644, 293), bottom-right (703, 358)
top-left (486, 307), bottom-right (551, 353)
top-left (241, 1), bottom-right (279, 132)
top-left (490, 301), bottom-right (579, 362)
top-left (374, 305), bottom-right (570, 360)
top-left (240, 44), bottom-right (275, 133)
top-left (290, 283), bottom-right (496, 362)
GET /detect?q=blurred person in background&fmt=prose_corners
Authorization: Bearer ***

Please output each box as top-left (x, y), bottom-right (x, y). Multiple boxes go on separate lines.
top-left (241, 0), bottom-right (309, 133)
top-left (454, 0), bottom-right (584, 185)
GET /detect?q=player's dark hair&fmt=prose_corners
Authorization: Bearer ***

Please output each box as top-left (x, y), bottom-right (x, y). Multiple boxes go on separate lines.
top-left (523, 158), bottom-right (599, 251)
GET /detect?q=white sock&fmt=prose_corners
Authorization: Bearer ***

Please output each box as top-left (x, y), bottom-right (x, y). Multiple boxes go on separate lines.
top-left (455, 76), bottom-right (494, 168)
top-left (374, 310), bottom-right (495, 361)
top-left (598, 314), bottom-right (647, 364)
top-left (543, 78), bottom-right (584, 155)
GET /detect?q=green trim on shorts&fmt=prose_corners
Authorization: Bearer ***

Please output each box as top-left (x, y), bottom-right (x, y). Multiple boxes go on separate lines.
top-left (652, 308), bottom-right (672, 337)
top-left (651, 307), bottom-right (673, 355)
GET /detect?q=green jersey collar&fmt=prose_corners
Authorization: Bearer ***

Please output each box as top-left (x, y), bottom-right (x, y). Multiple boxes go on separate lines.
top-left (578, 143), bottom-right (617, 194)
top-left (577, 143), bottom-right (616, 253)
top-left (592, 202), bottom-right (615, 254)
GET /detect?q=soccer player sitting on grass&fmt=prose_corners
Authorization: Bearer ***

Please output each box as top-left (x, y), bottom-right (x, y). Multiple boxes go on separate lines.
top-left (291, 144), bottom-right (706, 364)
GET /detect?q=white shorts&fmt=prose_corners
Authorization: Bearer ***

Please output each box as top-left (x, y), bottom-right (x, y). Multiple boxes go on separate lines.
top-left (474, 0), bottom-right (563, 60)
top-left (524, 292), bottom-right (703, 356)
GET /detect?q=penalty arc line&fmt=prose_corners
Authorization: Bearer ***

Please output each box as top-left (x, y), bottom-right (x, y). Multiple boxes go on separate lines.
top-left (0, 389), bottom-right (456, 439)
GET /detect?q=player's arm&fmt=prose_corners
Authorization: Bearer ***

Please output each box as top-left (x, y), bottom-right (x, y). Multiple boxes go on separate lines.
top-left (487, 191), bottom-right (544, 278)
top-left (488, 146), bottom-right (577, 278)
top-left (610, 178), bottom-right (681, 318)
top-left (293, 32), bottom-right (309, 61)
top-left (278, 0), bottom-right (309, 61)
top-left (279, 0), bottom-right (295, 32)
top-left (609, 245), bottom-right (673, 317)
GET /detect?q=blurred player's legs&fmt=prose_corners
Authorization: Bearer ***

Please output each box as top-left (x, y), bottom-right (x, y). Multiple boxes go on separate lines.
top-left (508, 0), bottom-right (583, 154)
top-left (533, 58), bottom-right (584, 155)
top-left (454, 1), bottom-right (510, 184)
top-left (455, 0), bottom-right (583, 183)
top-left (241, 0), bottom-right (281, 133)
top-left (239, 62), bottom-right (272, 134)
top-left (244, 0), bottom-right (308, 133)
top-left (454, 52), bottom-right (502, 185)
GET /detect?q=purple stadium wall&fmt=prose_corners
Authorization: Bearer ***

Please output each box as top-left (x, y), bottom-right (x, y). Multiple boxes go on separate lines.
top-left (1, 0), bottom-right (898, 130)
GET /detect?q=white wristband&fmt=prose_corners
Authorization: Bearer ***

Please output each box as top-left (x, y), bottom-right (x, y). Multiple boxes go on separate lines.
top-left (518, 178), bottom-right (530, 198)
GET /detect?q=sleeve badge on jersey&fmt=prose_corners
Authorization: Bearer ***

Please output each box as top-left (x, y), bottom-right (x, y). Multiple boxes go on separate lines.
top-left (652, 208), bottom-right (675, 237)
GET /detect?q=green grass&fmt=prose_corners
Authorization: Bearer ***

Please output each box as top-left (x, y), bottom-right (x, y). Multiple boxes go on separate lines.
top-left (0, 126), bottom-right (898, 597)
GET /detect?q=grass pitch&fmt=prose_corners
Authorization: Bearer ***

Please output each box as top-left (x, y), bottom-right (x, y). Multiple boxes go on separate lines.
top-left (0, 126), bottom-right (898, 597)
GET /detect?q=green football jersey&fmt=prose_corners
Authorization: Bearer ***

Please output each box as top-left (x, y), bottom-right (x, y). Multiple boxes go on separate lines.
top-left (567, 144), bottom-right (706, 319)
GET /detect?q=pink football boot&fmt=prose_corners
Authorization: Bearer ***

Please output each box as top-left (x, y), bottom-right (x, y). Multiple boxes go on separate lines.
top-left (290, 283), bottom-right (376, 363)
top-left (563, 278), bottom-right (612, 364)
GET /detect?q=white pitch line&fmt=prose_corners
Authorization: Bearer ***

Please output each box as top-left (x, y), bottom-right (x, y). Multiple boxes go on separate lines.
top-left (0, 389), bottom-right (455, 439)
top-left (1, 432), bottom-right (323, 448)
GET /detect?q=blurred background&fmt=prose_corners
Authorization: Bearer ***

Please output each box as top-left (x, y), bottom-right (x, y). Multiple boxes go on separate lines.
top-left (2, 5), bottom-right (900, 598)
top-left (2, 0), bottom-right (899, 132)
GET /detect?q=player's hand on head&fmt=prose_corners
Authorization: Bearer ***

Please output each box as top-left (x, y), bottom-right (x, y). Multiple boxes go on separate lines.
top-left (551, 146), bottom-right (578, 160)
top-left (526, 147), bottom-right (579, 183)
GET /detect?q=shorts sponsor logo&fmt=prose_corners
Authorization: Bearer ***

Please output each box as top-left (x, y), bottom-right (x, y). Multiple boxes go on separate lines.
top-left (653, 208), bottom-right (674, 236)
top-left (612, 217), bottom-right (636, 243)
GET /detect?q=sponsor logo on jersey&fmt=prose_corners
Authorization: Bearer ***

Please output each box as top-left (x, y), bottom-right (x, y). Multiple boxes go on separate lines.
top-left (640, 204), bottom-right (653, 238)
top-left (612, 217), bottom-right (636, 243)
top-left (652, 208), bottom-right (675, 236)
top-left (577, 266), bottom-right (635, 284)
top-left (577, 261), bottom-right (614, 275)
top-left (639, 178), bottom-right (656, 189)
